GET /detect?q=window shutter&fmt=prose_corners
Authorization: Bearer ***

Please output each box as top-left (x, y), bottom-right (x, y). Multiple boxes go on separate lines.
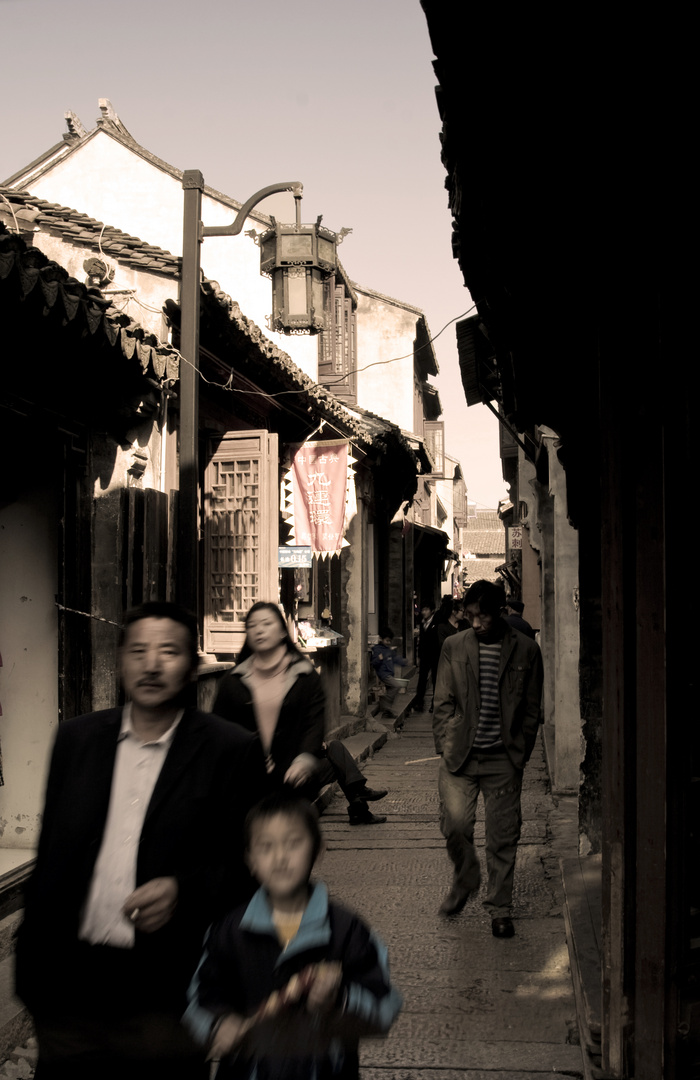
top-left (317, 277), bottom-right (357, 404)
top-left (203, 430), bottom-right (279, 655)
top-left (423, 420), bottom-right (445, 478)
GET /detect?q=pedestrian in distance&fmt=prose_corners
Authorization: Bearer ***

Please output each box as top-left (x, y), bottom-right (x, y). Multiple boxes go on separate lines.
top-left (15, 601), bottom-right (261, 1080)
top-left (412, 601), bottom-right (438, 712)
top-left (432, 580), bottom-right (544, 937)
top-left (212, 602), bottom-right (388, 826)
top-left (184, 791), bottom-right (403, 1079)
top-left (503, 597), bottom-right (537, 639)
top-left (426, 595), bottom-right (454, 711)
top-left (436, 599), bottom-right (465, 651)
top-left (370, 626), bottom-right (408, 720)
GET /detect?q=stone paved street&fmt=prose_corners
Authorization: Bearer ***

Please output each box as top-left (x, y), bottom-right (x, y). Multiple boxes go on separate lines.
top-left (320, 709), bottom-right (584, 1079)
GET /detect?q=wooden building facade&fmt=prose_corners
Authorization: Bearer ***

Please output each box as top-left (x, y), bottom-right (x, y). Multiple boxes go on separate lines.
top-left (421, 3), bottom-right (694, 1076)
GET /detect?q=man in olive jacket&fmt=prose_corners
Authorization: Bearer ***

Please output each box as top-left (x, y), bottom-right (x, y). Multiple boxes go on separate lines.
top-left (432, 580), bottom-right (543, 936)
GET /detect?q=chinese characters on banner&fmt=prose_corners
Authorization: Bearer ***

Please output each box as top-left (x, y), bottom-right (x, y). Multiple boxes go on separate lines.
top-left (508, 526), bottom-right (523, 550)
top-left (290, 441), bottom-right (348, 556)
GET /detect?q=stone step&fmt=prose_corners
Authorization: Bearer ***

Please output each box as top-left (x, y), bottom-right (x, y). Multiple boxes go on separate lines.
top-left (0, 916), bottom-right (21, 970)
top-left (0, 953), bottom-right (32, 1071)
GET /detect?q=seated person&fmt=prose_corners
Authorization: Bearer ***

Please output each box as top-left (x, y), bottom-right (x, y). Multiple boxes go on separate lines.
top-left (371, 627), bottom-right (408, 719)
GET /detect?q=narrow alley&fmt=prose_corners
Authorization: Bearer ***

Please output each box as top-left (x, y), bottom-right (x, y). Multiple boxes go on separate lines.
top-left (321, 708), bottom-right (584, 1079)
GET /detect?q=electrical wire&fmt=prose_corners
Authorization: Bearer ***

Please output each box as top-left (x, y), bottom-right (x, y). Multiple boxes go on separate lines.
top-left (175, 302), bottom-right (479, 399)
top-left (322, 303), bottom-right (478, 385)
top-left (127, 292), bottom-right (171, 315)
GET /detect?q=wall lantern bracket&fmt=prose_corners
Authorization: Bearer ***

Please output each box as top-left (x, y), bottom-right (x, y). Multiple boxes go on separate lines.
top-left (201, 181), bottom-right (304, 239)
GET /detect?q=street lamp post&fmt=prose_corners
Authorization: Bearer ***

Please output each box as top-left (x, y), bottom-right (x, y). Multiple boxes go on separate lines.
top-left (178, 169), bottom-right (204, 617)
top-left (175, 173), bottom-right (340, 623)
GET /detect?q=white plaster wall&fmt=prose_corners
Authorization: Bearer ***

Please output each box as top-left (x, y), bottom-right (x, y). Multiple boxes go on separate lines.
top-left (434, 453), bottom-right (458, 543)
top-left (28, 136), bottom-right (182, 254)
top-left (24, 133), bottom-right (318, 378)
top-left (0, 486), bottom-right (58, 848)
top-left (355, 290), bottom-right (418, 432)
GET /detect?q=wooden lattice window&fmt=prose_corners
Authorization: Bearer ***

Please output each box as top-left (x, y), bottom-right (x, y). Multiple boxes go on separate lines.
top-left (204, 430), bottom-right (279, 655)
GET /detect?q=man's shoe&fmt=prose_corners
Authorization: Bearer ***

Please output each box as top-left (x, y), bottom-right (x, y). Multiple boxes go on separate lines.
top-left (439, 886), bottom-right (471, 916)
top-left (362, 787), bottom-right (388, 802)
top-left (348, 802), bottom-right (387, 825)
top-left (491, 917), bottom-right (515, 938)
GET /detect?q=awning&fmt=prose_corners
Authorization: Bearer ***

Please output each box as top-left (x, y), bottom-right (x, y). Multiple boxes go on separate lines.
top-left (411, 521), bottom-right (449, 548)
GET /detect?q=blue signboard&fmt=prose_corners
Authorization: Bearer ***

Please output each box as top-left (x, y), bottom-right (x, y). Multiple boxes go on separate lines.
top-left (278, 546), bottom-right (313, 568)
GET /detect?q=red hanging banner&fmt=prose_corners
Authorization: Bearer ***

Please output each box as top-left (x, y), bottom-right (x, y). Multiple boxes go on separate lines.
top-left (289, 440), bottom-right (348, 556)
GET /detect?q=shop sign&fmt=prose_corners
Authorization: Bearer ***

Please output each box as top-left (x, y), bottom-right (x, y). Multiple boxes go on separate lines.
top-left (278, 546), bottom-right (313, 568)
top-left (509, 526), bottom-right (523, 550)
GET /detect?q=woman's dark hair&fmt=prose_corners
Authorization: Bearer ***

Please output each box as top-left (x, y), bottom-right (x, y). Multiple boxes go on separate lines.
top-left (433, 594), bottom-right (455, 627)
top-left (244, 792), bottom-right (323, 862)
top-left (120, 601), bottom-right (199, 670)
top-left (463, 580), bottom-right (506, 617)
top-left (236, 601), bottom-right (303, 663)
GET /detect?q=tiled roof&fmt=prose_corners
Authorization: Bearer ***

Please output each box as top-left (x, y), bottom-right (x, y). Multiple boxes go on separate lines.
top-left (0, 220), bottom-right (180, 384)
top-left (462, 557), bottom-right (505, 583)
top-left (464, 509), bottom-right (505, 555)
top-left (0, 187), bottom-right (180, 277)
top-left (191, 282), bottom-right (419, 463)
top-left (0, 187), bottom-right (419, 474)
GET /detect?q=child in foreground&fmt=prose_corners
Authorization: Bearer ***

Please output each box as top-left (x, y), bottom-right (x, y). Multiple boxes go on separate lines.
top-left (184, 792), bottom-right (402, 1079)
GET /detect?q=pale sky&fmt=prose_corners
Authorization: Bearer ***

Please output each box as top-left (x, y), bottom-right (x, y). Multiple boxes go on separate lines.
top-left (0, 0), bottom-right (506, 509)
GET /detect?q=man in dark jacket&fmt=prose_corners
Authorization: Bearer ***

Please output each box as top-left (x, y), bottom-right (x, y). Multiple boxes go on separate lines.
top-left (15, 602), bottom-right (260, 1080)
top-left (433, 581), bottom-right (543, 937)
top-left (413, 602), bottom-right (438, 711)
top-left (504, 598), bottom-right (537, 639)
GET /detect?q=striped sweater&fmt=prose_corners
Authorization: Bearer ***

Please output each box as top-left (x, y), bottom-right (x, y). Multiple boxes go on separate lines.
top-left (473, 642), bottom-right (503, 749)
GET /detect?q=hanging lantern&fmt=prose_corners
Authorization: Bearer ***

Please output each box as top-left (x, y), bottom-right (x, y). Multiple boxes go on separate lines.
top-left (260, 218), bottom-right (338, 335)
top-left (199, 180), bottom-right (342, 336)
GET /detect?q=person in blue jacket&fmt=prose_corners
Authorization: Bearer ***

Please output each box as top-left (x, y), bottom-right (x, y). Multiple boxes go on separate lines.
top-left (370, 627), bottom-right (408, 719)
top-left (184, 792), bottom-right (402, 1079)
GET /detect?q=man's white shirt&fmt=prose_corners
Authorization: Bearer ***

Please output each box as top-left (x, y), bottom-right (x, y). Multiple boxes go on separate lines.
top-left (78, 704), bottom-right (182, 948)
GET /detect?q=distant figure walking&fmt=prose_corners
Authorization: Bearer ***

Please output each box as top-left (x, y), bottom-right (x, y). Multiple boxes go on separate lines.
top-left (436, 599), bottom-right (465, 652)
top-left (428, 596), bottom-right (455, 711)
top-left (433, 580), bottom-right (543, 938)
top-left (503, 598), bottom-right (536, 639)
top-left (412, 602), bottom-right (438, 712)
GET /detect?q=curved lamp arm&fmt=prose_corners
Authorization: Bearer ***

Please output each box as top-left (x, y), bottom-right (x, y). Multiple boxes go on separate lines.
top-left (202, 181), bottom-right (303, 238)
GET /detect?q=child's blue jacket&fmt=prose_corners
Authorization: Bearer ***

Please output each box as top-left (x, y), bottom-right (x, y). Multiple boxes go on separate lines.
top-left (184, 880), bottom-right (402, 1079)
top-left (370, 643), bottom-right (406, 683)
